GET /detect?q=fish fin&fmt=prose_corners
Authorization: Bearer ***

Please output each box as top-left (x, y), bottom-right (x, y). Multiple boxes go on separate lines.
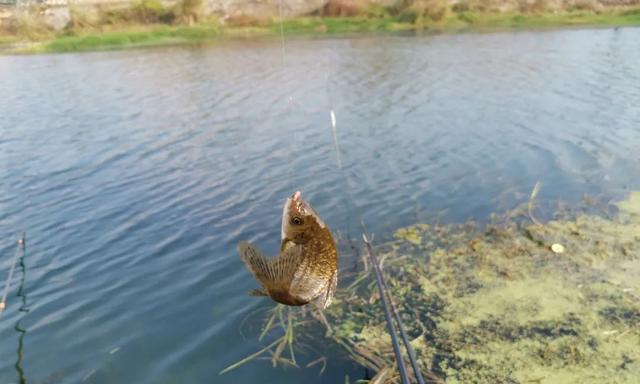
top-left (312, 270), bottom-right (338, 310)
top-left (326, 270), bottom-right (338, 308)
top-left (270, 245), bottom-right (303, 287)
top-left (289, 262), bottom-right (334, 305)
top-left (239, 241), bottom-right (273, 288)
top-left (248, 288), bottom-right (268, 297)
top-left (239, 241), bottom-right (303, 292)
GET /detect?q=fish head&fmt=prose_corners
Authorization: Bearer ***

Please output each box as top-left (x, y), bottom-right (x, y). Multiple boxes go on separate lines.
top-left (281, 191), bottom-right (326, 244)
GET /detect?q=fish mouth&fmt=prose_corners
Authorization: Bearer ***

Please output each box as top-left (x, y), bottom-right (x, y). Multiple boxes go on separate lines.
top-left (292, 191), bottom-right (301, 201)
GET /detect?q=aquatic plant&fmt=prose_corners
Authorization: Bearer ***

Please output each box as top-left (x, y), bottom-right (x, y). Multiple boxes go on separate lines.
top-left (227, 192), bottom-right (640, 383)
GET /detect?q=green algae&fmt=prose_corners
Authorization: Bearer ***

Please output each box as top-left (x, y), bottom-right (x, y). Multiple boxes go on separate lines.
top-left (236, 193), bottom-right (640, 383)
top-left (323, 193), bottom-right (640, 383)
top-left (617, 191), bottom-right (640, 217)
top-left (394, 224), bottom-right (430, 245)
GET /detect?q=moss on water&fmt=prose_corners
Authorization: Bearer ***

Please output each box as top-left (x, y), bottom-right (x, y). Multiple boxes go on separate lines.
top-left (394, 224), bottom-right (429, 245)
top-left (617, 191), bottom-right (640, 217)
top-left (300, 192), bottom-right (640, 383)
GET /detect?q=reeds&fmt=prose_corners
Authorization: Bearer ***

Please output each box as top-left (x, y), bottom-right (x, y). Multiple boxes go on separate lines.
top-left (219, 305), bottom-right (305, 375)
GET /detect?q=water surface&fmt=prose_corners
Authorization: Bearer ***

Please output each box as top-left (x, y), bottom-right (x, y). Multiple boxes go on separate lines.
top-left (1, 27), bottom-right (640, 383)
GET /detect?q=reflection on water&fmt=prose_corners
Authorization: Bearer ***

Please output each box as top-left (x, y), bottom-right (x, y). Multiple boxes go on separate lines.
top-left (1, 27), bottom-right (640, 383)
top-left (14, 237), bottom-right (28, 384)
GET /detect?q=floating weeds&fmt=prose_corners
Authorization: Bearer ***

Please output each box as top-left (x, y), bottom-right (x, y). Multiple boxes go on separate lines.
top-left (229, 192), bottom-right (640, 383)
top-left (306, 356), bottom-right (327, 374)
top-left (219, 305), bottom-right (303, 375)
top-left (394, 224), bottom-right (430, 246)
top-left (616, 191), bottom-right (640, 217)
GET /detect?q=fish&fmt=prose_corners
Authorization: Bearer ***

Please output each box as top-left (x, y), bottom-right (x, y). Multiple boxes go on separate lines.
top-left (238, 191), bottom-right (338, 310)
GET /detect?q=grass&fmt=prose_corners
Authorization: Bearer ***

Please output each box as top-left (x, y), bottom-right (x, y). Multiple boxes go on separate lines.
top-left (275, 17), bottom-right (412, 34)
top-left (449, 9), bottom-right (640, 30)
top-left (0, 35), bottom-right (18, 45)
top-left (32, 24), bottom-right (220, 53)
top-left (2, 7), bottom-right (640, 54)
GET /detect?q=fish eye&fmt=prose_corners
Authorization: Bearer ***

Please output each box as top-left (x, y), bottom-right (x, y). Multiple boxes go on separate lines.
top-left (291, 216), bottom-right (304, 226)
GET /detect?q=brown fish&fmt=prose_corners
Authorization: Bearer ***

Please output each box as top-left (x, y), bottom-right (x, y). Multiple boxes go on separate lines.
top-left (238, 191), bottom-right (338, 310)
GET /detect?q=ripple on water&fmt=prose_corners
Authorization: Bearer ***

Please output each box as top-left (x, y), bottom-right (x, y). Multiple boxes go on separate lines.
top-left (1, 27), bottom-right (640, 384)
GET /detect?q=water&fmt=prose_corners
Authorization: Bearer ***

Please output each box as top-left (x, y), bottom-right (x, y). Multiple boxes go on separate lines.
top-left (1, 27), bottom-right (640, 383)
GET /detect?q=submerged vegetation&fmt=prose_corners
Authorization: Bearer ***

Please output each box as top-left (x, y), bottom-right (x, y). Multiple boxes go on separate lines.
top-left (225, 192), bottom-right (640, 383)
top-left (1, 0), bottom-right (640, 53)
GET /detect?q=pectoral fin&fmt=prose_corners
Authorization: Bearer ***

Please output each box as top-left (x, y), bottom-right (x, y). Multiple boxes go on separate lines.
top-left (312, 270), bottom-right (338, 310)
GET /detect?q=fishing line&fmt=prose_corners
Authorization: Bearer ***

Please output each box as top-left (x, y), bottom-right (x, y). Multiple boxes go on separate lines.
top-left (276, 0), bottom-right (297, 196)
top-left (322, 41), bottom-right (428, 382)
top-left (277, 0), bottom-right (286, 68)
top-left (330, 110), bottom-right (341, 169)
top-left (327, 87), bottom-right (425, 383)
top-left (324, 48), bottom-right (358, 247)
top-left (271, 3), bottom-right (426, 380)
top-left (1, 233), bottom-right (26, 315)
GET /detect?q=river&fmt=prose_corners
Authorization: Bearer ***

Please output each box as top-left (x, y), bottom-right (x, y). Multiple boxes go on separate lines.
top-left (1, 26), bottom-right (639, 383)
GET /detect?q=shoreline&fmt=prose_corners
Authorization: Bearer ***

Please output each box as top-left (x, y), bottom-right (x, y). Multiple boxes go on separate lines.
top-left (2, 9), bottom-right (640, 54)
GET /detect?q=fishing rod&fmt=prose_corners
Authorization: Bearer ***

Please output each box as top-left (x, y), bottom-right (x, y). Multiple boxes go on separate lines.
top-left (362, 232), bottom-right (427, 384)
top-left (329, 107), bottom-right (425, 382)
top-left (1, 233), bottom-right (26, 314)
top-left (378, 251), bottom-right (427, 384)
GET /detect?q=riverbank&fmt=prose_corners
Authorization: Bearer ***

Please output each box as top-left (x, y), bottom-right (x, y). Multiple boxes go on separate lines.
top-left (2, 7), bottom-right (640, 54)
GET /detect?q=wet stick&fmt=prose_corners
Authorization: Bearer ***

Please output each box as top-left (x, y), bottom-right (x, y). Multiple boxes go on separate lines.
top-left (259, 309), bottom-right (278, 341)
top-left (528, 181), bottom-right (542, 226)
top-left (306, 356), bottom-right (327, 374)
top-left (218, 337), bottom-right (283, 375)
top-left (286, 308), bottom-right (296, 365)
top-left (0, 234), bottom-right (25, 314)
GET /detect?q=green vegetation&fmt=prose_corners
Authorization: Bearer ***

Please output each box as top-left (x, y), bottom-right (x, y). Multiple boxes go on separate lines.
top-left (0, 34), bottom-right (18, 45)
top-left (38, 24), bottom-right (219, 53)
top-left (228, 192), bottom-right (640, 383)
top-left (1, 0), bottom-right (640, 54)
top-left (447, 9), bottom-right (640, 30)
top-left (274, 17), bottom-right (411, 35)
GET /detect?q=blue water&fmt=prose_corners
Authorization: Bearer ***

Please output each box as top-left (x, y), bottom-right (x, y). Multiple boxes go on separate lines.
top-left (1, 26), bottom-right (640, 383)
